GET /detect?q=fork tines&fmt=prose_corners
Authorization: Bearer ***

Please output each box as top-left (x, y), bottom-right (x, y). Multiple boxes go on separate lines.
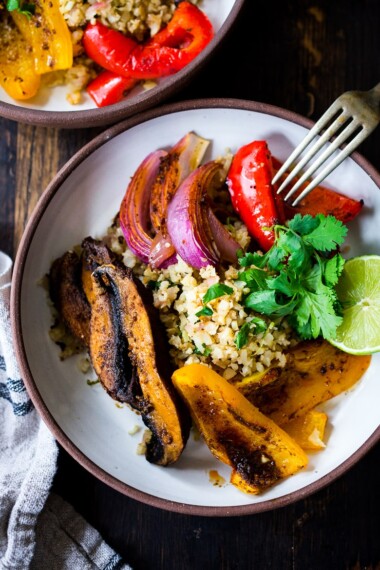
top-left (272, 96), bottom-right (374, 206)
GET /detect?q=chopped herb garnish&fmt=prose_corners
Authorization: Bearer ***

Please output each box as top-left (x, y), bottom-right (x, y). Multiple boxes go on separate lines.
top-left (193, 343), bottom-right (212, 356)
top-left (226, 216), bottom-right (238, 231)
top-left (202, 283), bottom-right (234, 304)
top-left (237, 214), bottom-right (347, 340)
top-left (196, 306), bottom-right (214, 318)
top-left (6, 0), bottom-right (35, 16)
top-left (87, 378), bottom-right (100, 386)
top-left (146, 280), bottom-right (160, 290)
top-left (235, 317), bottom-right (268, 349)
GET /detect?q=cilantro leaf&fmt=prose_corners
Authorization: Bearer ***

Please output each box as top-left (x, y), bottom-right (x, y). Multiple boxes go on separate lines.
top-left (267, 272), bottom-right (297, 297)
top-left (235, 317), bottom-right (268, 349)
top-left (245, 290), bottom-right (297, 317)
top-left (238, 267), bottom-right (267, 290)
top-left (288, 213), bottom-right (320, 235)
top-left (303, 214), bottom-right (347, 251)
top-left (322, 254), bottom-right (345, 286)
top-left (295, 290), bottom-right (343, 339)
top-left (238, 251), bottom-right (267, 268)
top-left (196, 306), bottom-right (213, 318)
top-left (6, 0), bottom-right (35, 15)
top-left (6, 0), bottom-right (19, 10)
top-left (276, 229), bottom-right (312, 272)
top-left (146, 280), bottom-right (160, 290)
top-left (202, 283), bottom-right (233, 304)
top-left (300, 263), bottom-right (323, 293)
top-left (193, 343), bottom-right (211, 356)
top-left (266, 245), bottom-right (287, 271)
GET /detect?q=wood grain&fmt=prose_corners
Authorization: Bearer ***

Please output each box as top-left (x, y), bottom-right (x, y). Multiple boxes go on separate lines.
top-left (14, 125), bottom-right (59, 250)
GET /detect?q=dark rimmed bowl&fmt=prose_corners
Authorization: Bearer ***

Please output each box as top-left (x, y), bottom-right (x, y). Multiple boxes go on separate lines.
top-left (0, 1), bottom-right (244, 129)
top-left (11, 99), bottom-right (380, 515)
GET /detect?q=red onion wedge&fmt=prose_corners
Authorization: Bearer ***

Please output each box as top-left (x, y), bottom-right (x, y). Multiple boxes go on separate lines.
top-left (150, 132), bottom-right (210, 235)
top-left (206, 208), bottom-right (240, 263)
top-left (119, 149), bottom-right (167, 263)
top-left (167, 161), bottom-right (240, 269)
top-left (149, 230), bottom-right (177, 267)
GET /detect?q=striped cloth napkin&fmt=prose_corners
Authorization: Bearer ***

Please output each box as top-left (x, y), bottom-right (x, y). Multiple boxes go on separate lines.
top-left (0, 252), bottom-right (131, 570)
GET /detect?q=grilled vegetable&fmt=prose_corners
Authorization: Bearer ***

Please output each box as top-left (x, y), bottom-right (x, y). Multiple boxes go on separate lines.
top-left (89, 262), bottom-right (190, 465)
top-left (11, 0), bottom-right (73, 74)
top-left (271, 157), bottom-right (364, 224)
top-left (83, 2), bottom-right (213, 82)
top-left (282, 410), bottom-right (327, 451)
top-left (0, 15), bottom-right (41, 100)
top-left (81, 236), bottom-right (116, 305)
top-left (49, 250), bottom-right (91, 347)
top-left (166, 160), bottom-right (240, 269)
top-left (226, 140), bottom-right (279, 251)
top-left (249, 339), bottom-right (371, 425)
top-left (172, 363), bottom-right (308, 494)
top-left (149, 132), bottom-right (209, 267)
top-left (119, 150), bottom-right (168, 264)
top-left (86, 70), bottom-right (137, 107)
top-left (150, 131), bottom-right (209, 234)
top-left (87, 263), bottom-right (139, 405)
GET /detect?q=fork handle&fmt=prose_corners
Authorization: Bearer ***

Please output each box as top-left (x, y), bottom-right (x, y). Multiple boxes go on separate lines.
top-left (368, 83), bottom-right (380, 114)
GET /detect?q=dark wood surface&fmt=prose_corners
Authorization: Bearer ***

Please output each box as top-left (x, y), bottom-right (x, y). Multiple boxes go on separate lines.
top-left (1, 1), bottom-right (380, 568)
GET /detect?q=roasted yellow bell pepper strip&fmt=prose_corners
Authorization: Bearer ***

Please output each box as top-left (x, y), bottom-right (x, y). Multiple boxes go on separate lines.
top-left (12, 0), bottom-right (73, 74)
top-left (282, 410), bottom-right (328, 451)
top-left (0, 17), bottom-right (41, 100)
top-left (172, 363), bottom-right (308, 494)
top-left (249, 340), bottom-right (371, 427)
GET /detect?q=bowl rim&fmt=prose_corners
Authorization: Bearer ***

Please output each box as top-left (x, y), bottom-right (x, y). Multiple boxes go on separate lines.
top-left (11, 97), bottom-right (380, 516)
top-left (0, 0), bottom-right (245, 129)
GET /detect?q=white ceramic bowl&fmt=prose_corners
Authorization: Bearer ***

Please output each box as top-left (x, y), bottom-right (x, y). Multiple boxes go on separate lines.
top-left (0, 1), bottom-right (243, 128)
top-left (11, 100), bottom-right (380, 515)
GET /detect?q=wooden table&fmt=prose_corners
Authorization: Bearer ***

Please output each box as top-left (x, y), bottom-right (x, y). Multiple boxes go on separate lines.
top-left (1, 1), bottom-right (379, 568)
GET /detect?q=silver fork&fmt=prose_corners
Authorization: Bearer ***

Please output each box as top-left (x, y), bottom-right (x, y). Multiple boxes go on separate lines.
top-left (273, 83), bottom-right (380, 206)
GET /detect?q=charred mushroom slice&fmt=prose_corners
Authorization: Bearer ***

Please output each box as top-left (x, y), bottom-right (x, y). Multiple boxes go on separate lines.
top-left (88, 265), bottom-right (139, 406)
top-left (81, 236), bottom-right (116, 305)
top-left (90, 263), bottom-right (190, 466)
top-left (49, 250), bottom-right (91, 347)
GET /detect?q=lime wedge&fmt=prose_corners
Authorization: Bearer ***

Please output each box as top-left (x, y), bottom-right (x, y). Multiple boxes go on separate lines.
top-left (329, 255), bottom-right (380, 355)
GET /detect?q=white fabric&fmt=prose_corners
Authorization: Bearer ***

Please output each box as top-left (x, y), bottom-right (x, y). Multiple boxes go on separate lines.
top-left (0, 252), bottom-right (130, 570)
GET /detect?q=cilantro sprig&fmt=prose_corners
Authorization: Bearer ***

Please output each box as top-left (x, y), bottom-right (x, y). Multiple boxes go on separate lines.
top-left (238, 214), bottom-right (347, 340)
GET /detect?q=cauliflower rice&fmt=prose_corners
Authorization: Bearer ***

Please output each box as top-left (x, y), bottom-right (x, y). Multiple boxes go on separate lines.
top-left (107, 220), bottom-right (294, 381)
top-left (60, 0), bottom-right (185, 40)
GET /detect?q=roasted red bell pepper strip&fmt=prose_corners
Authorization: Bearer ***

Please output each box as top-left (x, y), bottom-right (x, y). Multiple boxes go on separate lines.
top-left (271, 157), bottom-right (364, 223)
top-left (131, 1), bottom-right (214, 78)
top-left (86, 70), bottom-right (138, 107)
top-left (83, 22), bottom-right (138, 76)
top-left (227, 141), bottom-right (280, 251)
top-left (83, 2), bottom-right (213, 81)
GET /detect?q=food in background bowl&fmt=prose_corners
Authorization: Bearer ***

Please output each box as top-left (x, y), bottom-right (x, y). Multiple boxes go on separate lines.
top-left (0, 0), bottom-right (212, 106)
top-left (47, 131), bottom-right (373, 495)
